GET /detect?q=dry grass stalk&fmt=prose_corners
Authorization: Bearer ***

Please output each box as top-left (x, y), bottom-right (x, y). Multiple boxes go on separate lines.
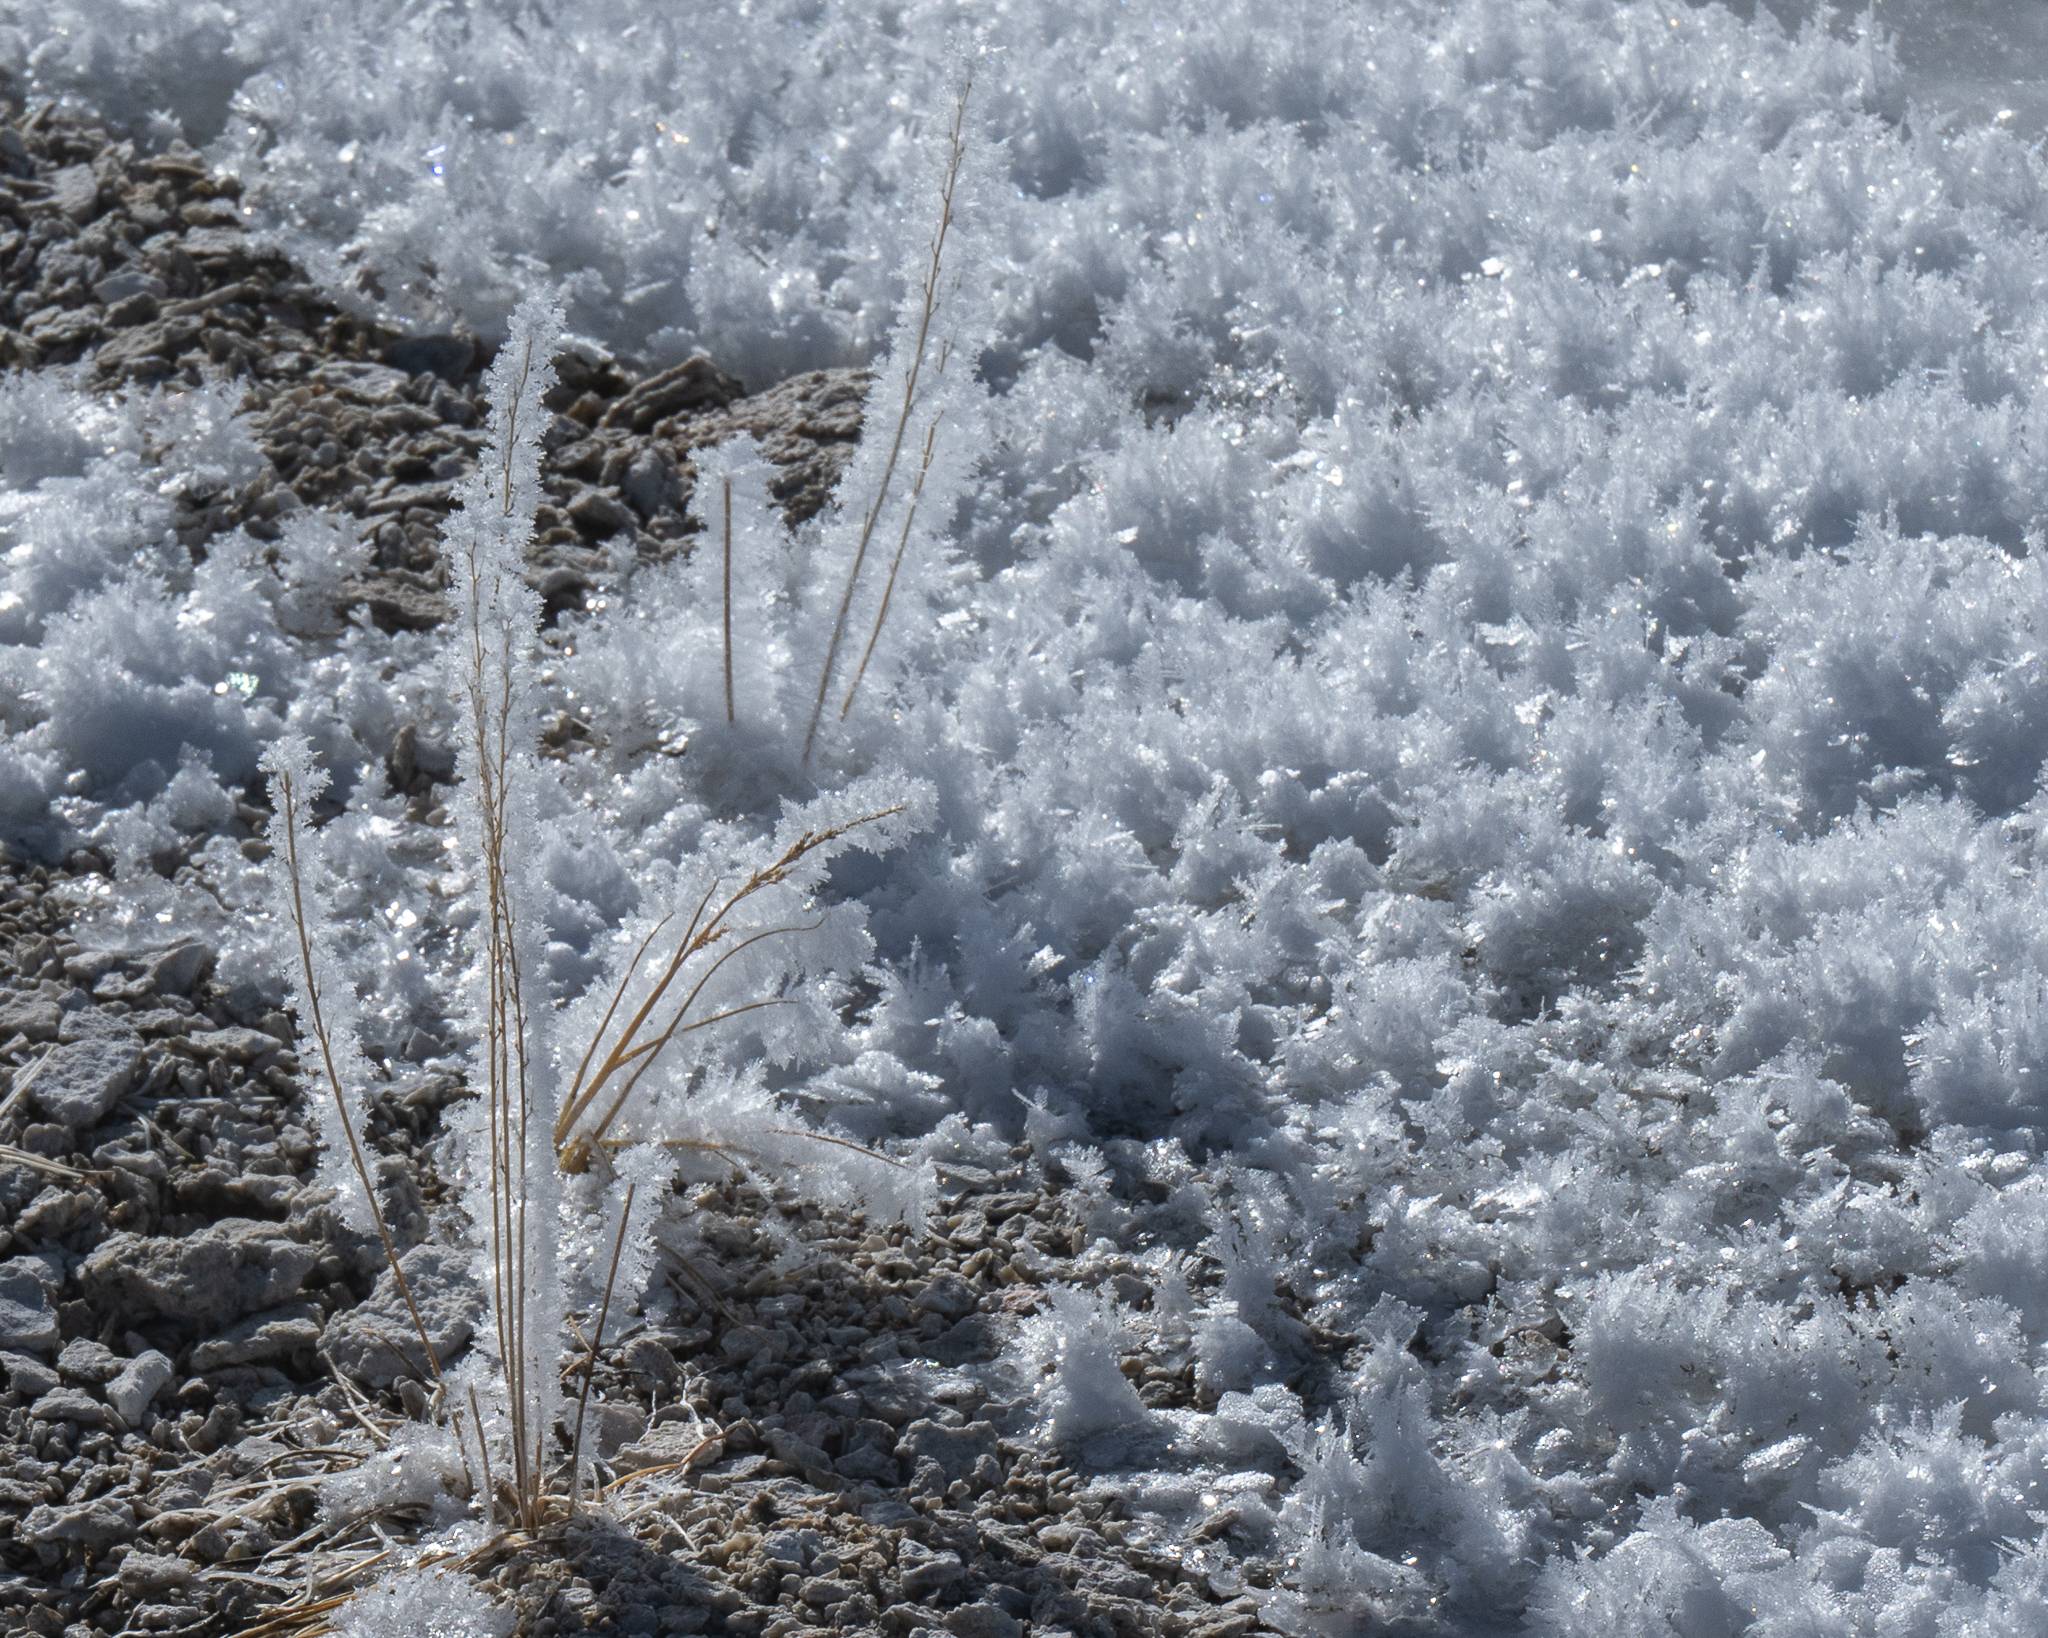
top-left (722, 474), bottom-right (737, 726)
top-left (0, 1042), bottom-right (54, 1127)
top-left (0, 1142), bottom-right (84, 1181)
top-left (566, 1181), bottom-right (638, 1499)
top-left (0, 1052), bottom-right (85, 1178)
top-left (270, 759), bottom-right (446, 1398)
top-left (553, 805), bottom-right (906, 1168)
top-left (597, 1430), bottom-right (724, 1497)
top-left (801, 68), bottom-right (974, 767)
top-left (229, 1530), bottom-right (515, 1638)
top-left (839, 336), bottom-right (953, 725)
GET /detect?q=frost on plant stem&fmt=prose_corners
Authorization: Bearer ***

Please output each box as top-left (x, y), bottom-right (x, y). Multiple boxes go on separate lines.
top-left (550, 768), bottom-right (936, 1170)
top-left (262, 726), bottom-right (459, 1426)
top-left (801, 55), bottom-right (996, 769)
top-left (257, 730), bottom-right (382, 1239)
top-left (677, 433), bottom-right (798, 740)
top-left (441, 285), bottom-right (571, 1528)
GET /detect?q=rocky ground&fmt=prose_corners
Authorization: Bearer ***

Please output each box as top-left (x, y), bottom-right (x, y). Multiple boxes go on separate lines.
top-left (0, 93), bottom-right (1272, 1638)
top-left (0, 91), bottom-right (871, 630)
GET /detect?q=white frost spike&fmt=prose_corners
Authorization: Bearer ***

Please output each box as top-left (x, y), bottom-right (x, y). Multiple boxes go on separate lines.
top-left (330, 1564), bottom-right (511, 1638)
top-left (258, 730), bottom-right (379, 1236)
top-left (444, 287), bottom-right (566, 716)
top-left (1027, 1285), bottom-right (1153, 1457)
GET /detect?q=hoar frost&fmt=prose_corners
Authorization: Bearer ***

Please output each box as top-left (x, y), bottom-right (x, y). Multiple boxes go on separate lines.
top-left (18, 1), bottom-right (2048, 1632)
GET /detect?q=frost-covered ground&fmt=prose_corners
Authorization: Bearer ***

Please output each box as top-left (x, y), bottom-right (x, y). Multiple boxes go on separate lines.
top-left (10, 0), bottom-right (2048, 1632)
top-left (1762, 0), bottom-right (2048, 132)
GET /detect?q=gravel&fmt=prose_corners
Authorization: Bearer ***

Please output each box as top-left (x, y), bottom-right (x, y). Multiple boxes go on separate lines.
top-left (24, 1035), bottom-right (142, 1128)
top-left (79, 1218), bottom-right (320, 1330)
top-left (321, 1242), bottom-right (479, 1388)
top-left (0, 1268), bottom-right (57, 1356)
top-left (103, 1350), bottom-right (173, 1426)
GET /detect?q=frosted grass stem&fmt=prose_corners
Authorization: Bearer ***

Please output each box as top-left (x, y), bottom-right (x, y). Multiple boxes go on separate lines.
top-left (802, 69), bottom-right (973, 767)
